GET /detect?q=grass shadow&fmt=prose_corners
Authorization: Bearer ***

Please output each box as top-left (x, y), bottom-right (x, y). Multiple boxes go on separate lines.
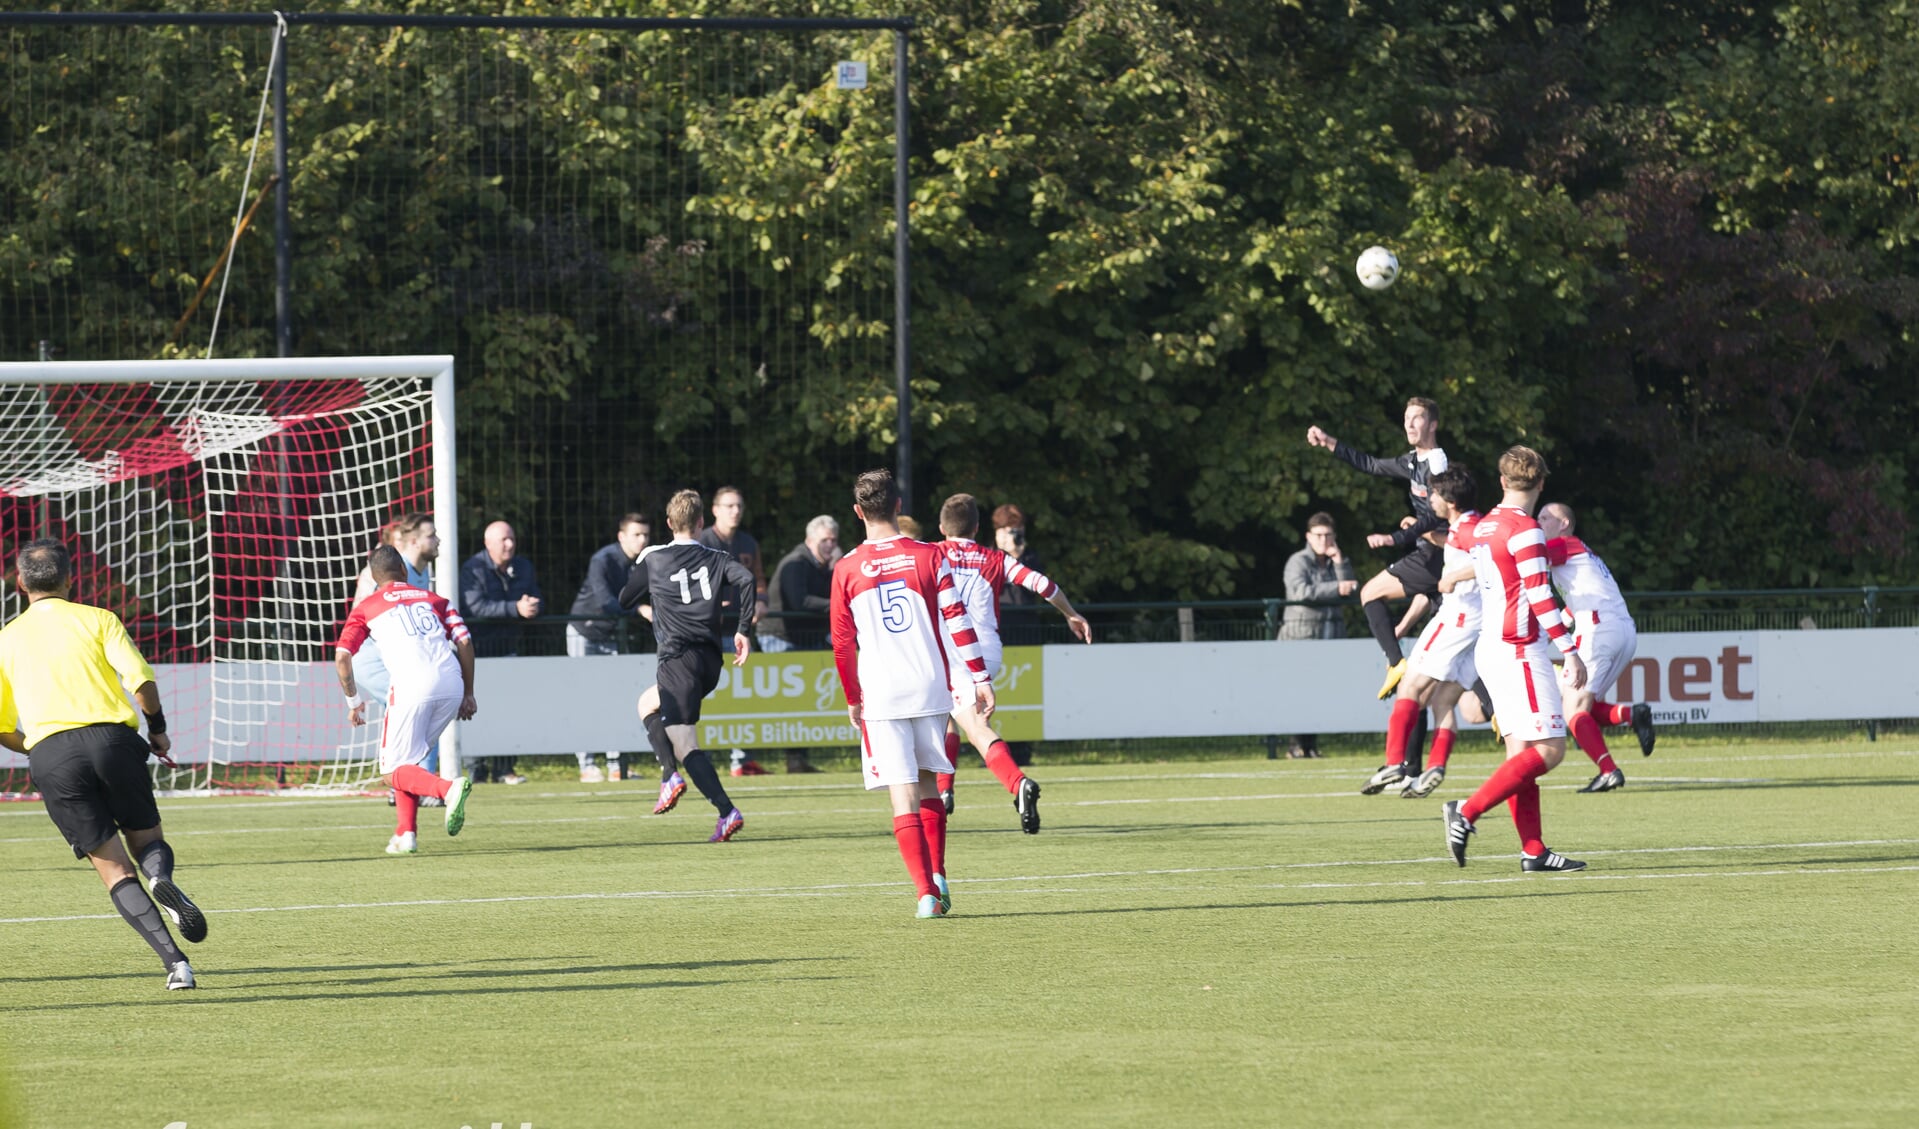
top-left (1, 970), bottom-right (847, 1013)
top-left (958, 886), bottom-right (1621, 920)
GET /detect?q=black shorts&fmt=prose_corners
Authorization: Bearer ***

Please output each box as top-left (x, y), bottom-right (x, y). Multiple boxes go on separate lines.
top-left (28, 723), bottom-right (160, 860)
top-left (1386, 540), bottom-right (1445, 598)
top-left (656, 644), bottom-right (724, 727)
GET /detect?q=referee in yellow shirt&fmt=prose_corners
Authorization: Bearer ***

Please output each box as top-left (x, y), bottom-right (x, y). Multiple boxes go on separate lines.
top-left (1, 539), bottom-right (207, 990)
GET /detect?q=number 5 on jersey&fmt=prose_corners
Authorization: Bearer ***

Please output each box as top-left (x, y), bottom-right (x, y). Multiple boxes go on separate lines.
top-left (878, 580), bottom-right (914, 633)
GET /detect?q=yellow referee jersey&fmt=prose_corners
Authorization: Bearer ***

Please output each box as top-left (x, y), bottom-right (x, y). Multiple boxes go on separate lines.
top-left (0, 598), bottom-right (157, 750)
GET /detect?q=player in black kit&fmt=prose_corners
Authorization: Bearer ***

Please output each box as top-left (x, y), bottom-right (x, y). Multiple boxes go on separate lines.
top-left (1306, 396), bottom-right (1450, 702)
top-left (619, 490), bottom-right (757, 842)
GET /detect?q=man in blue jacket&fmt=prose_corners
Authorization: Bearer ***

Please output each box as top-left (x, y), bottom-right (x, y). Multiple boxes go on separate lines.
top-left (567, 512), bottom-right (651, 781)
top-left (460, 520), bottom-right (542, 783)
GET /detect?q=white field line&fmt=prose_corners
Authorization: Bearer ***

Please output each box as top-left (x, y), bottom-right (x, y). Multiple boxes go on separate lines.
top-left (0, 776), bottom-right (1807, 847)
top-left (6, 839), bottom-right (1919, 926)
top-left (1, 746), bottom-right (1913, 817)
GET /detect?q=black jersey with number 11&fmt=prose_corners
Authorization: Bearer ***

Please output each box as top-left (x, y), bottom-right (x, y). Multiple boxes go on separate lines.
top-left (618, 540), bottom-right (756, 655)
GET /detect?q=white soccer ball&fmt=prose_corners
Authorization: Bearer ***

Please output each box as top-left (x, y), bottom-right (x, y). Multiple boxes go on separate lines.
top-left (1355, 245), bottom-right (1399, 291)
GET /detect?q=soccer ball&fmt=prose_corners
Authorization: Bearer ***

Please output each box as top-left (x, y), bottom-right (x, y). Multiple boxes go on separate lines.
top-left (1355, 245), bottom-right (1399, 291)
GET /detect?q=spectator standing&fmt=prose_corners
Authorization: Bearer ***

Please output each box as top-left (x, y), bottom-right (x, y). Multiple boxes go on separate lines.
top-left (567, 513), bottom-right (651, 782)
top-left (698, 486), bottom-right (769, 776)
top-left (992, 504), bottom-right (1044, 612)
top-left (761, 515), bottom-right (841, 773)
top-left (459, 519), bottom-right (541, 784)
top-left (1277, 512), bottom-right (1359, 758)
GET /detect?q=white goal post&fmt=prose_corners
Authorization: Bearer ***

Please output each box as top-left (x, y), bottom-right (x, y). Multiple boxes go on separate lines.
top-left (0, 355), bottom-right (459, 794)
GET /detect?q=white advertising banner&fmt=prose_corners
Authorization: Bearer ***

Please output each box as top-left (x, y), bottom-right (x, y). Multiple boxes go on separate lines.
top-left (1038, 627), bottom-right (1918, 739)
top-left (3, 628), bottom-right (1908, 770)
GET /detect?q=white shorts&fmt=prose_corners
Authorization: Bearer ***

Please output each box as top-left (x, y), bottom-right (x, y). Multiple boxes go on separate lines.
top-left (1474, 636), bottom-right (1566, 743)
top-left (1408, 609), bottom-right (1479, 687)
top-left (379, 691), bottom-right (463, 775)
top-left (858, 714), bottom-right (955, 790)
top-left (1571, 613), bottom-right (1638, 699)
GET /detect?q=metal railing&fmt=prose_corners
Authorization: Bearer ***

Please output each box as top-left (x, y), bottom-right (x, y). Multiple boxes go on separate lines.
top-left (461, 586), bottom-right (1919, 656)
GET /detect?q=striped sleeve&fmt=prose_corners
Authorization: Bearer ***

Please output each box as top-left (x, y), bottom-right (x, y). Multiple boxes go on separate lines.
top-left (1003, 550), bottom-right (1059, 600)
top-left (1511, 528), bottom-right (1575, 654)
top-left (434, 595), bottom-right (472, 645)
top-left (934, 559), bottom-right (991, 684)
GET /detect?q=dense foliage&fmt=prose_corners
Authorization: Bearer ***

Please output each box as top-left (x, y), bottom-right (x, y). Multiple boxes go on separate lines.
top-left (3, 0), bottom-right (1913, 597)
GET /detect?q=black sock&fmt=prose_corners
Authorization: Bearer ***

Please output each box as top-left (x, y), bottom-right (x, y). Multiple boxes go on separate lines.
top-left (1405, 708), bottom-right (1428, 775)
top-left (679, 750), bottom-right (734, 815)
top-left (135, 840), bottom-right (174, 884)
top-left (643, 713), bottom-right (677, 773)
top-left (110, 876), bottom-right (184, 968)
top-left (1363, 600), bottom-right (1401, 664)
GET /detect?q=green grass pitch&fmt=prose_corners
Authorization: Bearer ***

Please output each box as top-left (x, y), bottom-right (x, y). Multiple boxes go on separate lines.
top-left (3, 739), bottom-right (1916, 1128)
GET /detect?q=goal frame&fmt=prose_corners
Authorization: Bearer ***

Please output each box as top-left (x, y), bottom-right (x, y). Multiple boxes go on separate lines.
top-left (0, 354), bottom-right (462, 783)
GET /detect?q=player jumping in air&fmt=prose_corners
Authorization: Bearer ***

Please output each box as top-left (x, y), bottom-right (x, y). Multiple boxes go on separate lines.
top-left (619, 490), bottom-right (756, 843)
top-left (1306, 397), bottom-right (1449, 701)
top-left (934, 492), bottom-right (1092, 831)
top-left (832, 470), bottom-right (995, 919)
top-left (1363, 468), bottom-right (1485, 799)
top-left (1538, 503), bottom-right (1656, 793)
top-left (1443, 446), bottom-right (1590, 873)
top-left (335, 546), bottom-right (478, 856)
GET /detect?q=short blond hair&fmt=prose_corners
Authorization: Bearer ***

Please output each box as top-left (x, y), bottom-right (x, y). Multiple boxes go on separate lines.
top-left (1498, 445), bottom-right (1549, 492)
top-left (666, 489), bottom-right (703, 534)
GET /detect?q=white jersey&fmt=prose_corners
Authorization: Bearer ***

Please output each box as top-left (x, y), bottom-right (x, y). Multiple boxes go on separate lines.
top-left (1545, 537), bottom-right (1632, 626)
top-left (938, 537), bottom-right (1058, 674)
top-left (829, 536), bottom-right (990, 721)
top-left (336, 583), bottom-right (469, 701)
top-left (1437, 510), bottom-right (1484, 628)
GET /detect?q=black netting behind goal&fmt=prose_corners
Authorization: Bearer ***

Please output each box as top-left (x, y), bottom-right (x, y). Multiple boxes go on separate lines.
top-left (1, 10), bottom-right (903, 622)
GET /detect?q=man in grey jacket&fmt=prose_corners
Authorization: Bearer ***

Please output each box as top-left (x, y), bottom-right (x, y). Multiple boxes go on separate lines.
top-left (1277, 513), bottom-right (1357, 757)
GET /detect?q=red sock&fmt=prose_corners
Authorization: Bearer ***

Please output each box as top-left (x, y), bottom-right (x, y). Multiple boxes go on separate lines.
top-left (1506, 779), bottom-right (1546, 856)
top-left (1429, 727), bottom-right (1456, 770)
top-left (1568, 713), bottom-right (1617, 774)
top-left (918, 798), bottom-right (948, 877)
top-left (891, 814), bottom-right (937, 897)
top-left (1383, 698), bottom-right (1420, 766)
top-left (394, 788), bottom-right (419, 836)
top-left (1461, 748), bottom-right (1549, 823)
top-left (392, 764), bottom-right (450, 800)
top-left (937, 732), bottom-right (961, 793)
top-left (1593, 701), bottom-right (1632, 727)
top-left (983, 740), bottom-right (1024, 794)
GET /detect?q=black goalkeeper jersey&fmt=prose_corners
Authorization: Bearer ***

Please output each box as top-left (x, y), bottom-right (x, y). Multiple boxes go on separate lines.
top-left (618, 540), bottom-right (756, 655)
top-left (1331, 441), bottom-right (1450, 548)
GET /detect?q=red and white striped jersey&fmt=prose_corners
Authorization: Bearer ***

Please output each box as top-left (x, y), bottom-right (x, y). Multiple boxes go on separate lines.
top-left (1437, 510), bottom-right (1484, 628)
top-left (1469, 505), bottom-right (1575, 653)
top-left (830, 535), bottom-right (991, 721)
top-left (336, 583), bottom-right (470, 699)
top-left (1545, 537), bottom-right (1632, 625)
top-left (937, 536), bottom-right (1058, 664)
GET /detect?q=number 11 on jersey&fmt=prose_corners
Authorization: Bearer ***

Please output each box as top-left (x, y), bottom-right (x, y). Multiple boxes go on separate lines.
top-left (670, 566), bottom-right (712, 604)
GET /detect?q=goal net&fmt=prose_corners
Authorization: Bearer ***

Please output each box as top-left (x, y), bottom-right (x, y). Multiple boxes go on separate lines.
top-left (0, 356), bottom-right (457, 796)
